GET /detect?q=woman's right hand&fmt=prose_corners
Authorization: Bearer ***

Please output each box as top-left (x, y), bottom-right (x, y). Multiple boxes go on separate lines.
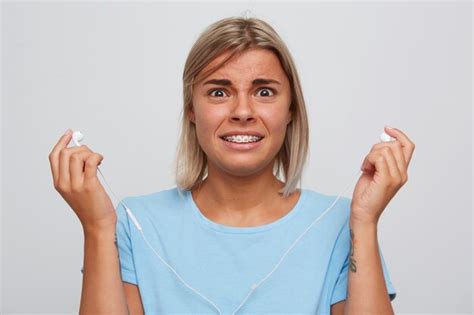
top-left (48, 129), bottom-right (117, 234)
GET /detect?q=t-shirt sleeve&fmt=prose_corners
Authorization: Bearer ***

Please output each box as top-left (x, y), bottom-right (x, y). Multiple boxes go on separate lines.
top-left (330, 222), bottom-right (397, 305)
top-left (115, 198), bottom-right (139, 285)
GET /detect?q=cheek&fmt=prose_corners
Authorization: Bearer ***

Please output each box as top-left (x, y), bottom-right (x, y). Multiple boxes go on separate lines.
top-left (194, 108), bottom-right (225, 140)
top-left (261, 110), bottom-right (290, 135)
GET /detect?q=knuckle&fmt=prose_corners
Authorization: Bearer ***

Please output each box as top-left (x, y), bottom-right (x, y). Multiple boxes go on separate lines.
top-left (83, 181), bottom-right (97, 192)
top-left (383, 180), bottom-right (392, 189)
top-left (57, 182), bottom-right (70, 193)
top-left (71, 153), bottom-right (81, 161)
top-left (403, 174), bottom-right (409, 183)
top-left (85, 157), bottom-right (97, 167)
top-left (70, 184), bottom-right (82, 193)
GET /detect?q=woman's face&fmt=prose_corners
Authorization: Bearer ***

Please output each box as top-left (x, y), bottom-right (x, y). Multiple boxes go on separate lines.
top-left (190, 47), bottom-right (292, 177)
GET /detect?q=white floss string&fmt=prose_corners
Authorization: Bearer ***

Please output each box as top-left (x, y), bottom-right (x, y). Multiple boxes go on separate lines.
top-left (229, 169), bottom-right (363, 315)
top-left (97, 165), bottom-right (363, 315)
top-left (72, 130), bottom-right (392, 314)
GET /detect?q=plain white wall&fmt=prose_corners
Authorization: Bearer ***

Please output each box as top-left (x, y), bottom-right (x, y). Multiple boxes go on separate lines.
top-left (2, 1), bottom-right (472, 314)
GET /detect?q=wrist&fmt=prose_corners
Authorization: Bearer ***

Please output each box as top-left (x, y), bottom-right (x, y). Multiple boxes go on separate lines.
top-left (350, 209), bottom-right (379, 226)
top-left (82, 224), bottom-right (116, 239)
top-left (350, 216), bottom-right (379, 230)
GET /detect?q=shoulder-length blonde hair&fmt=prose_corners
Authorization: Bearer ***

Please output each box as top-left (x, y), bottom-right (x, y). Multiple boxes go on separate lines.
top-left (174, 16), bottom-right (310, 198)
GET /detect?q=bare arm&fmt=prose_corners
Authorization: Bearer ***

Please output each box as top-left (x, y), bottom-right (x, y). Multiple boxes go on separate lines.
top-left (48, 130), bottom-right (131, 314)
top-left (124, 283), bottom-right (145, 315)
top-left (79, 227), bottom-right (129, 315)
top-left (331, 301), bottom-right (346, 315)
top-left (344, 126), bottom-right (414, 313)
top-left (344, 221), bottom-right (394, 315)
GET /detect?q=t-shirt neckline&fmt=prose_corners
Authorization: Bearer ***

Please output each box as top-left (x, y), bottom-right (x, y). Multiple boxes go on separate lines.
top-left (185, 188), bottom-right (307, 234)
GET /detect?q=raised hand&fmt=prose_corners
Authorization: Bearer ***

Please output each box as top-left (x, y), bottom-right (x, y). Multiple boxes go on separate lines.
top-left (351, 126), bottom-right (416, 225)
top-left (48, 129), bottom-right (117, 233)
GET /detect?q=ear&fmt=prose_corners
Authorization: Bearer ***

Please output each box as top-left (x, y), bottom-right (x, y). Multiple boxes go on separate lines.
top-left (188, 105), bottom-right (195, 124)
top-left (286, 110), bottom-right (292, 125)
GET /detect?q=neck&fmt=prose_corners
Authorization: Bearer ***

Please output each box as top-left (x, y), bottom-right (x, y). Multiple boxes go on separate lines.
top-left (192, 162), bottom-right (287, 221)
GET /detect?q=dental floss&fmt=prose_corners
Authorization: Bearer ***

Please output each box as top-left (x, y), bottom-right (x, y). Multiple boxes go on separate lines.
top-left (70, 131), bottom-right (142, 230)
top-left (70, 130), bottom-right (394, 315)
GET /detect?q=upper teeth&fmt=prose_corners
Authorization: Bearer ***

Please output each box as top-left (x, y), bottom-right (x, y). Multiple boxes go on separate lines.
top-left (223, 135), bottom-right (262, 143)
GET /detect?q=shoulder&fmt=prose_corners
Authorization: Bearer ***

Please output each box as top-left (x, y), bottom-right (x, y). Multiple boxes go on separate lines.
top-left (116, 186), bottom-right (189, 219)
top-left (120, 186), bottom-right (187, 207)
top-left (302, 188), bottom-right (352, 222)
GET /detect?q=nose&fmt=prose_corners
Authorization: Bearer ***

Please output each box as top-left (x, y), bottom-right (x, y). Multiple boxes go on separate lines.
top-left (230, 94), bottom-right (256, 123)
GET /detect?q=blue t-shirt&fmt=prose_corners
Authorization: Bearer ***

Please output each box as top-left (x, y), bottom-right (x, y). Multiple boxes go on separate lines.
top-left (114, 187), bottom-right (396, 314)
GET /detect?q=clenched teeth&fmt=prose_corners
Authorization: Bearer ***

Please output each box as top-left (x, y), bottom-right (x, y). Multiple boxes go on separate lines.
top-left (223, 135), bottom-right (263, 143)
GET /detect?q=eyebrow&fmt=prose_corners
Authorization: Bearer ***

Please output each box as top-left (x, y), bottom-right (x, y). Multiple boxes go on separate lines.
top-left (203, 78), bottom-right (281, 86)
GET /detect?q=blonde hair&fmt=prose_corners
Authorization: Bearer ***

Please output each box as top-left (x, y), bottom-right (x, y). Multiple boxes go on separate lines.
top-left (174, 16), bottom-right (310, 198)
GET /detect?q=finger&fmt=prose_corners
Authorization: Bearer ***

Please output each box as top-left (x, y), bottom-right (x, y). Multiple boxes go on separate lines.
top-left (363, 140), bottom-right (395, 172)
top-left (49, 129), bottom-right (73, 187)
top-left (378, 146), bottom-right (402, 185)
top-left (361, 155), bottom-right (374, 173)
top-left (70, 146), bottom-right (94, 191)
top-left (389, 140), bottom-right (408, 183)
top-left (84, 153), bottom-right (104, 184)
top-left (383, 126), bottom-right (415, 167)
top-left (372, 141), bottom-right (407, 181)
top-left (58, 146), bottom-right (88, 191)
top-left (365, 150), bottom-right (390, 186)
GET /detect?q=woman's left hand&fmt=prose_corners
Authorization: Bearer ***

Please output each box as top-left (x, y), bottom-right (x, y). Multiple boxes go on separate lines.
top-left (351, 126), bottom-right (416, 225)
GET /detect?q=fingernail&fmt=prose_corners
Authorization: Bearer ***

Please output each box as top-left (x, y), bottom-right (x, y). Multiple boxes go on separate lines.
top-left (385, 125), bottom-right (394, 130)
top-left (64, 128), bottom-right (72, 136)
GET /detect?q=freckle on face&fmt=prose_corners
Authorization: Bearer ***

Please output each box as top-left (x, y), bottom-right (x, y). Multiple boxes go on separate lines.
top-left (191, 48), bottom-right (292, 175)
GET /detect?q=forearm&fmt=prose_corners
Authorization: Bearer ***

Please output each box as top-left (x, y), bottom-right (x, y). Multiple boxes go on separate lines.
top-left (79, 227), bottom-right (129, 315)
top-left (344, 219), bottom-right (394, 315)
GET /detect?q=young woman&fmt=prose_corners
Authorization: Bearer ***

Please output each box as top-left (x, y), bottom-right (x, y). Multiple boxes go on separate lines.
top-left (49, 16), bottom-right (414, 315)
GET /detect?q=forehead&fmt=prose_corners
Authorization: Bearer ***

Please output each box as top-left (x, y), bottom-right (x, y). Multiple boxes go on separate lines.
top-left (198, 48), bottom-right (288, 84)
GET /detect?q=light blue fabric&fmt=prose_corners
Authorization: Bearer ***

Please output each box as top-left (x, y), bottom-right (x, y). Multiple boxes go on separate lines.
top-left (114, 187), bottom-right (396, 314)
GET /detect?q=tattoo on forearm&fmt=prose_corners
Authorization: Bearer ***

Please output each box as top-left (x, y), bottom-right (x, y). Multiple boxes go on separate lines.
top-left (349, 228), bottom-right (357, 272)
top-left (114, 233), bottom-right (119, 258)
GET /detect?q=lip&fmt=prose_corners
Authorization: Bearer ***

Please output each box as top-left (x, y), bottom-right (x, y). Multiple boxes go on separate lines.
top-left (220, 137), bottom-right (264, 151)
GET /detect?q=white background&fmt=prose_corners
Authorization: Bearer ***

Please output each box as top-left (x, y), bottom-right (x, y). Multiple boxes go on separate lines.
top-left (2, 1), bottom-right (472, 314)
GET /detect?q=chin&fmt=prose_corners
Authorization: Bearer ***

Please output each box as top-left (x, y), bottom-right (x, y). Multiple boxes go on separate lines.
top-left (217, 159), bottom-right (274, 177)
